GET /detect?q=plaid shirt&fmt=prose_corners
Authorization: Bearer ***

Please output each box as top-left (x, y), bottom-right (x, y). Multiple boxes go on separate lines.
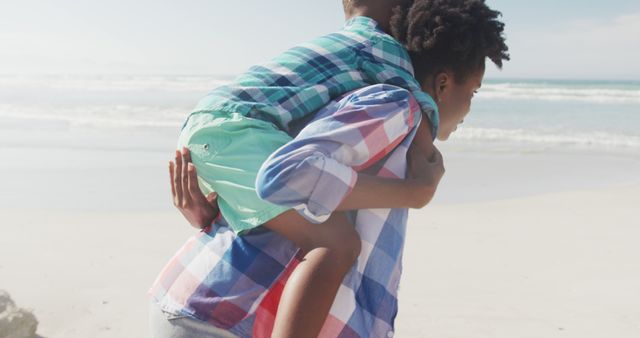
top-left (149, 84), bottom-right (437, 337)
top-left (190, 16), bottom-right (439, 138)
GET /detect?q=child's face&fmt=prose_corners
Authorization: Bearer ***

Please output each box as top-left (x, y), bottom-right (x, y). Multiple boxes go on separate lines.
top-left (425, 67), bottom-right (485, 141)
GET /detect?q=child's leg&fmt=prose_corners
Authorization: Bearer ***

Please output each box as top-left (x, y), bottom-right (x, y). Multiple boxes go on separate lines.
top-left (263, 209), bottom-right (361, 338)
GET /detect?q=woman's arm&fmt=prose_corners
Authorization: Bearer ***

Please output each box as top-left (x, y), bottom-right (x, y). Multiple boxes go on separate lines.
top-left (170, 86), bottom-right (444, 228)
top-left (169, 139), bottom-right (443, 229)
top-left (336, 117), bottom-right (444, 210)
top-left (336, 147), bottom-right (443, 210)
top-left (256, 85), bottom-right (444, 223)
top-left (169, 148), bottom-right (220, 229)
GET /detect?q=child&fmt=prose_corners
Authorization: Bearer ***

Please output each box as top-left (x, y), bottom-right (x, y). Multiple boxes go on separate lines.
top-left (161, 0), bottom-right (508, 337)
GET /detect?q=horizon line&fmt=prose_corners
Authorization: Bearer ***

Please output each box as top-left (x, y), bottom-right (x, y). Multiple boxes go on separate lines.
top-left (0, 73), bottom-right (638, 84)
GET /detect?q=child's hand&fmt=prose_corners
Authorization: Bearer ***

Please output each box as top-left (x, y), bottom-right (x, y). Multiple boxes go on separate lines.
top-left (169, 147), bottom-right (220, 230)
top-left (406, 143), bottom-right (445, 208)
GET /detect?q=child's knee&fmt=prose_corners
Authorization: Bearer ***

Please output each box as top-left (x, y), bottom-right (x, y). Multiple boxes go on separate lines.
top-left (299, 226), bottom-right (361, 268)
top-left (345, 228), bottom-right (362, 260)
top-left (327, 227), bottom-right (361, 269)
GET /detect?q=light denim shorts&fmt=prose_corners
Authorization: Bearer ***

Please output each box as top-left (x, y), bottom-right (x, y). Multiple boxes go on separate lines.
top-left (148, 301), bottom-right (239, 338)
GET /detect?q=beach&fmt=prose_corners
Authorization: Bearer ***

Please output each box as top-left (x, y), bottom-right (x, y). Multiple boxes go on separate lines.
top-left (1, 75), bottom-right (639, 337)
top-left (400, 183), bottom-right (640, 338)
top-left (1, 141), bottom-right (639, 337)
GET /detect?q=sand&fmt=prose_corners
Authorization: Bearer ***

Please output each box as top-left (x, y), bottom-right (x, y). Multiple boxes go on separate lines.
top-left (0, 184), bottom-right (638, 337)
top-left (1, 134), bottom-right (639, 337)
top-left (399, 184), bottom-right (640, 338)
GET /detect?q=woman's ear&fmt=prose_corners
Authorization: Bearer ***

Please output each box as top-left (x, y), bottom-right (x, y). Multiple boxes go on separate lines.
top-left (434, 72), bottom-right (450, 103)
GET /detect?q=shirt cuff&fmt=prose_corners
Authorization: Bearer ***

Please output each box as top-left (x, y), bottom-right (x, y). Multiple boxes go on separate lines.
top-left (293, 154), bottom-right (358, 224)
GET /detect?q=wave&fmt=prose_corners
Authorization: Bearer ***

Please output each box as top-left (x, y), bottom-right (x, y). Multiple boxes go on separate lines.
top-left (4, 105), bottom-right (639, 151)
top-left (451, 127), bottom-right (640, 150)
top-left (477, 82), bottom-right (640, 104)
top-left (0, 104), bottom-right (185, 129)
top-left (0, 74), bottom-right (231, 93)
top-left (4, 75), bottom-right (640, 104)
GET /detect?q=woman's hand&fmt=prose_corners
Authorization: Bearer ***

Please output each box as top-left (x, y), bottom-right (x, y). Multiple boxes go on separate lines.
top-left (406, 142), bottom-right (445, 208)
top-left (169, 147), bottom-right (220, 230)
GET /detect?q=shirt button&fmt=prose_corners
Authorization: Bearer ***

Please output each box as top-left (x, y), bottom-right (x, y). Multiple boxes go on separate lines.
top-left (387, 331), bottom-right (394, 338)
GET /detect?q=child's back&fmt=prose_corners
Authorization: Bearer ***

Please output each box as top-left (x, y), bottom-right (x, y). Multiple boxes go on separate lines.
top-left (189, 16), bottom-right (438, 135)
top-left (179, 16), bottom-right (438, 235)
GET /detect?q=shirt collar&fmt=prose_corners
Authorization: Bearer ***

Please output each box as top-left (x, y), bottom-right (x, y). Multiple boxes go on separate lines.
top-left (343, 16), bottom-right (439, 138)
top-left (343, 16), bottom-right (384, 33)
top-left (344, 16), bottom-right (414, 75)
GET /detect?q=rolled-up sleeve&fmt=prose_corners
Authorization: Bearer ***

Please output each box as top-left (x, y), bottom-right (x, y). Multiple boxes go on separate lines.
top-left (255, 84), bottom-right (421, 223)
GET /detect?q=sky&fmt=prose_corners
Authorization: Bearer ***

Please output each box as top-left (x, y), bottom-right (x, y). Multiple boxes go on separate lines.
top-left (1, 0), bottom-right (639, 80)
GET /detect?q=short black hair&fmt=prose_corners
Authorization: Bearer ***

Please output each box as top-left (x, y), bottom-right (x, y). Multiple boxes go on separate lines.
top-left (343, 0), bottom-right (400, 15)
top-left (389, 0), bottom-right (509, 82)
top-left (342, 0), bottom-right (361, 14)
top-left (342, 0), bottom-right (353, 13)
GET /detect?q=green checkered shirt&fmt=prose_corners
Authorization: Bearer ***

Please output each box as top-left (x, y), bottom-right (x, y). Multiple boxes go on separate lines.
top-left (191, 16), bottom-right (439, 137)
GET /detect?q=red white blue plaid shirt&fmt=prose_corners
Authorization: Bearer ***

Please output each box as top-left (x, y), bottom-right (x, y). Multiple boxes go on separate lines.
top-left (149, 84), bottom-right (437, 337)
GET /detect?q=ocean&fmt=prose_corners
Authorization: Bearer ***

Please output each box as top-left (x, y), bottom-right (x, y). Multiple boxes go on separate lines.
top-left (1, 74), bottom-right (639, 211)
top-left (458, 79), bottom-right (640, 153)
top-left (1, 75), bottom-right (638, 154)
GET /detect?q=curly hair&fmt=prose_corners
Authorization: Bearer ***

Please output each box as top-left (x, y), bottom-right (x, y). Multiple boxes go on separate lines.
top-left (389, 0), bottom-right (509, 82)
